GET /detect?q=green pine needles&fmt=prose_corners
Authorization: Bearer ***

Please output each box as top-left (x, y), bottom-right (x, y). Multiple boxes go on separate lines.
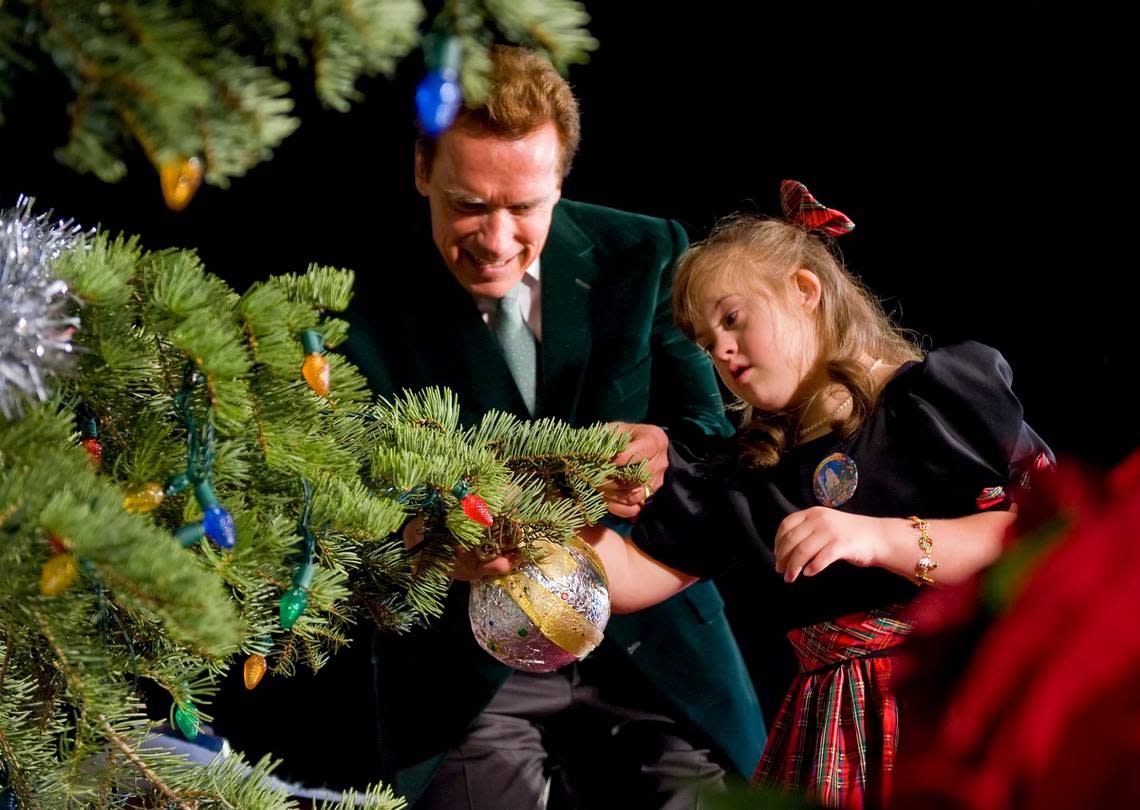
top-left (0, 224), bottom-right (638, 806)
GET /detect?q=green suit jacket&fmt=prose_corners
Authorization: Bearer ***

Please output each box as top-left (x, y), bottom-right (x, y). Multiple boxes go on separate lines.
top-left (347, 200), bottom-right (765, 802)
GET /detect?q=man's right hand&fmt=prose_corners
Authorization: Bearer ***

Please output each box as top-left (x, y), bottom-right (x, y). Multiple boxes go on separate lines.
top-left (603, 421), bottom-right (669, 519)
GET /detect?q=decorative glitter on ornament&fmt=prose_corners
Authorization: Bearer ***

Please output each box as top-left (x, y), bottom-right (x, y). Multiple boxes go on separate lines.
top-left (470, 537), bottom-right (610, 672)
top-left (461, 493), bottom-right (494, 527)
top-left (243, 654), bottom-right (267, 690)
top-left (812, 452), bottom-right (859, 507)
top-left (0, 787), bottom-right (18, 810)
top-left (173, 701), bottom-right (199, 740)
top-left (40, 554), bottom-right (78, 596)
top-left (124, 482), bottom-right (166, 513)
top-left (159, 156), bottom-right (204, 211)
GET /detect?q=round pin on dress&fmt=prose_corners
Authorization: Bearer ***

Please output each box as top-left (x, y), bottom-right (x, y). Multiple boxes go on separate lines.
top-left (812, 452), bottom-right (859, 507)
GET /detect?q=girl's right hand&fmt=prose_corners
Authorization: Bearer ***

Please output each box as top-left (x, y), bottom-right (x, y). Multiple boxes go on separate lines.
top-left (776, 508), bottom-right (1015, 585)
top-left (773, 506), bottom-right (882, 583)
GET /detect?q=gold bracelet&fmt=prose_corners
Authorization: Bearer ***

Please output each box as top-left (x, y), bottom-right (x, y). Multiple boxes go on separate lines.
top-left (909, 516), bottom-right (938, 586)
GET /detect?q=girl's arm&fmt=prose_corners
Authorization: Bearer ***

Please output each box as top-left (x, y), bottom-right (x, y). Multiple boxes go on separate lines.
top-left (580, 524), bottom-right (699, 612)
top-left (773, 508), bottom-right (1015, 586)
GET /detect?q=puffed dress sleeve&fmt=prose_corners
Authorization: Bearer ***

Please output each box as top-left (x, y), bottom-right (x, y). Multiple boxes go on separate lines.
top-left (881, 341), bottom-right (1054, 515)
top-left (630, 436), bottom-right (754, 580)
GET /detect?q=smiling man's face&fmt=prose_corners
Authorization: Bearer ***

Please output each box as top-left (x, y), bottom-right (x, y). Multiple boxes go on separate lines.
top-left (415, 122), bottom-right (563, 299)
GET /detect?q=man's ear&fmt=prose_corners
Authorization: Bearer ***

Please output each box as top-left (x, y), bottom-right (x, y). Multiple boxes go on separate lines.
top-left (792, 268), bottom-right (822, 313)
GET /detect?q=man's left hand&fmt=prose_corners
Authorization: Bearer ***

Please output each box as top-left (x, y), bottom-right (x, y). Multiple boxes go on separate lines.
top-left (603, 421), bottom-right (668, 519)
top-left (452, 547), bottom-right (513, 581)
top-left (403, 515), bottom-right (512, 580)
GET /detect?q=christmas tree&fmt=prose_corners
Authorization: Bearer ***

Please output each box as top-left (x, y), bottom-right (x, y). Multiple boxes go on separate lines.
top-left (0, 196), bottom-right (637, 807)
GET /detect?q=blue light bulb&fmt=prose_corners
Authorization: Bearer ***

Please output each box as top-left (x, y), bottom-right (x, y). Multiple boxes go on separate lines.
top-left (202, 505), bottom-right (236, 550)
top-left (416, 68), bottom-right (462, 136)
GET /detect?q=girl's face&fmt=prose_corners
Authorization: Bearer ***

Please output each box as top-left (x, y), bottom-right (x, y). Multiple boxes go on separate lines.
top-left (692, 269), bottom-right (821, 412)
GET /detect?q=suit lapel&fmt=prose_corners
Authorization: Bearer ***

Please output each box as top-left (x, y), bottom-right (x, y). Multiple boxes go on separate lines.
top-left (540, 205), bottom-right (597, 423)
top-left (408, 258), bottom-right (528, 421)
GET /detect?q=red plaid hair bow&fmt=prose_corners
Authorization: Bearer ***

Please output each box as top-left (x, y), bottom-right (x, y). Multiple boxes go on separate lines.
top-left (780, 180), bottom-right (855, 237)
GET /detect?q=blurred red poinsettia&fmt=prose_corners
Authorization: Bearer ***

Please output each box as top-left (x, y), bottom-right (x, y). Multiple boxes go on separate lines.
top-left (891, 450), bottom-right (1140, 810)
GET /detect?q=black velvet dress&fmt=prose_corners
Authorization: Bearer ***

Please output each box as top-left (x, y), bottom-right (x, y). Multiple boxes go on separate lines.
top-left (629, 342), bottom-right (1052, 808)
top-left (633, 341), bottom-right (1052, 628)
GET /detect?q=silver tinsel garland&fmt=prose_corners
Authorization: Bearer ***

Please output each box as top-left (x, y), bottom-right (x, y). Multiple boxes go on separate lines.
top-left (0, 195), bottom-right (84, 419)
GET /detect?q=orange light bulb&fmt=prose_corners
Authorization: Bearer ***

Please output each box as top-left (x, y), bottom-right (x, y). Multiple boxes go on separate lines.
top-left (159, 156), bottom-right (204, 211)
top-left (244, 653), bottom-right (268, 690)
top-left (302, 352), bottom-right (331, 397)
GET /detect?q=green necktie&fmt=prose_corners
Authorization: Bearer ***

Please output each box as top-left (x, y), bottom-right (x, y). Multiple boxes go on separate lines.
top-left (493, 284), bottom-right (537, 415)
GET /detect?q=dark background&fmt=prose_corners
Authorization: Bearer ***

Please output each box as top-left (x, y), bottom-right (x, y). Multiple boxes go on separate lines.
top-left (1, 2), bottom-right (1128, 788)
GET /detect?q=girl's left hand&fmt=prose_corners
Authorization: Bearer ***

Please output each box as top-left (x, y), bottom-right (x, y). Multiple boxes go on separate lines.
top-left (774, 507), bottom-right (881, 583)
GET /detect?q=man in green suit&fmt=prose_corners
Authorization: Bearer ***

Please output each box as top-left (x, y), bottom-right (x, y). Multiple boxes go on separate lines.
top-left (348, 46), bottom-right (764, 808)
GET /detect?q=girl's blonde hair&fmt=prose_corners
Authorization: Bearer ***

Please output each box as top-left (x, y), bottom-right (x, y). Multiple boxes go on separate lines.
top-left (673, 215), bottom-right (922, 468)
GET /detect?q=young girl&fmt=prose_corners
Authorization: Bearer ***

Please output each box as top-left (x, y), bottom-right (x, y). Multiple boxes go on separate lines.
top-left (586, 181), bottom-right (1052, 809)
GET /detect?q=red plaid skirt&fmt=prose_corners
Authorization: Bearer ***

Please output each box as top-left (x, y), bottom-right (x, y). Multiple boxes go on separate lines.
top-left (754, 606), bottom-right (913, 809)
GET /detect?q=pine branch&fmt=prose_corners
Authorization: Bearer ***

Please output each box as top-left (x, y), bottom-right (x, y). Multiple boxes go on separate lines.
top-left (0, 705), bottom-right (45, 810)
top-left (309, 0), bottom-right (425, 112)
top-left (483, 0), bottom-right (598, 71)
top-left (316, 780), bottom-right (407, 810)
top-left (0, 623), bottom-right (12, 692)
top-left (100, 716), bottom-right (197, 810)
top-left (163, 751), bottom-right (296, 810)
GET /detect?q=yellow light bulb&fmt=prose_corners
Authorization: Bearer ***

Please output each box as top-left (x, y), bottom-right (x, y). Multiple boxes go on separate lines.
top-left (40, 554), bottom-right (78, 596)
top-left (124, 481), bottom-right (166, 513)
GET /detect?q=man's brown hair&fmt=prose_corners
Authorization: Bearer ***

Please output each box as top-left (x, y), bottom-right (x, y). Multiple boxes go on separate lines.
top-left (416, 45), bottom-right (581, 179)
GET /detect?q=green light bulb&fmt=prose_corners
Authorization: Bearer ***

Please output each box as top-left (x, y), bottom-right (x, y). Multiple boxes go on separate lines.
top-left (279, 586), bottom-right (309, 630)
top-left (174, 701), bottom-right (199, 740)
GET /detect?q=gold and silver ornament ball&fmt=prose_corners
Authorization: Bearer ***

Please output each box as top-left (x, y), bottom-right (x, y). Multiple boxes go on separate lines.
top-left (469, 533), bottom-right (611, 673)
